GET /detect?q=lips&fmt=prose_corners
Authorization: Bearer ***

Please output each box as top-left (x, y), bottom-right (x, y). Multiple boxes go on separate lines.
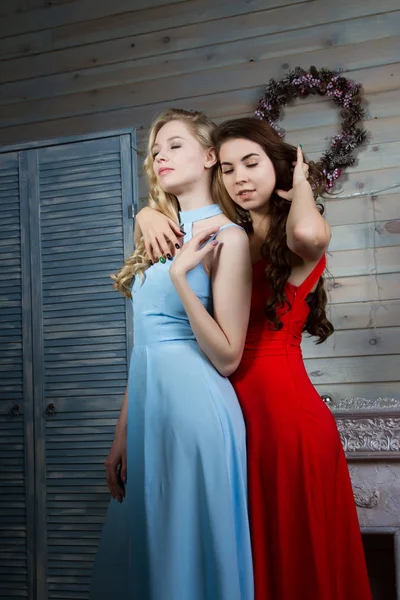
top-left (158, 168), bottom-right (174, 176)
top-left (237, 189), bottom-right (255, 199)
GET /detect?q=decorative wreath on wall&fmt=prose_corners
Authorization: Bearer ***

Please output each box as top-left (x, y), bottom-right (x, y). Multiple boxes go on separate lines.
top-left (255, 66), bottom-right (368, 190)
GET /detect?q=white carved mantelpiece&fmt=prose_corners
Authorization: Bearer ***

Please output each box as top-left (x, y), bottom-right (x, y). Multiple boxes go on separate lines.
top-left (329, 397), bottom-right (400, 461)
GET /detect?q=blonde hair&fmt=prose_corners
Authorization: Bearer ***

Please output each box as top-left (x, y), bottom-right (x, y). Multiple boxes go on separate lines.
top-left (111, 109), bottom-right (218, 297)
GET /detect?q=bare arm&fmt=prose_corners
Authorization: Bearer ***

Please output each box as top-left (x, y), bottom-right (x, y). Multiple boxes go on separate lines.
top-left (277, 147), bottom-right (331, 263)
top-left (170, 227), bottom-right (252, 377)
top-left (286, 180), bottom-right (331, 262)
top-left (105, 220), bottom-right (144, 502)
top-left (104, 383), bottom-right (128, 503)
top-left (114, 385), bottom-right (128, 437)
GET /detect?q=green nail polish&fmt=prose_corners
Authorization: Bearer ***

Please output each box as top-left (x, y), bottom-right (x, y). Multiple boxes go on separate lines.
top-left (160, 256), bottom-right (166, 264)
top-left (299, 144), bottom-right (303, 149)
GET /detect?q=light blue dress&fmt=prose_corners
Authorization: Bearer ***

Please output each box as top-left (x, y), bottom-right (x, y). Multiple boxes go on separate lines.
top-left (90, 204), bottom-right (253, 600)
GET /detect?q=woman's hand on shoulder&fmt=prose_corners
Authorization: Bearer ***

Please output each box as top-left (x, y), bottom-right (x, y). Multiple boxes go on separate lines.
top-left (136, 206), bottom-right (184, 263)
top-left (169, 226), bottom-right (220, 280)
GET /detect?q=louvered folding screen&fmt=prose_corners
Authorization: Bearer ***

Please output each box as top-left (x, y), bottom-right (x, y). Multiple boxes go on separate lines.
top-left (0, 152), bottom-right (35, 599)
top-left (33, 136), bottom-right (133, 600)
top-left (0, 132), bottom-right (135, 600)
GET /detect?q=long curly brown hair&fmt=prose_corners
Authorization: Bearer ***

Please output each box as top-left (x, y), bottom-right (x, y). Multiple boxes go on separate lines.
top-left (212, 117), bottom-right (333, 343)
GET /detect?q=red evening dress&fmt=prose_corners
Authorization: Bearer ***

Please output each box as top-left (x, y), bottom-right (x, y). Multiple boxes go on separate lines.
top-left (230, 255), bottom-right (372, 600)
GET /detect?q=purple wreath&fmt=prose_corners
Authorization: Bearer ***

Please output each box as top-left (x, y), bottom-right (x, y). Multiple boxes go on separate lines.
top-left (255, 66), bottom-right (368, 190)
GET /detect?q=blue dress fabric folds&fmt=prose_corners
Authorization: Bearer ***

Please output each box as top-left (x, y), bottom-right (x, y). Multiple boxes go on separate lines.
top-left (90, 204), bottom-right (253, 600)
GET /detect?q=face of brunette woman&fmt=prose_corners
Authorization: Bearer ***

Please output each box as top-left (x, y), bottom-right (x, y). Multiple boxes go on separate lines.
top-left (152, 120), bottom-right (215, 196)
top-left (219, 138), bottom-right (276, 211)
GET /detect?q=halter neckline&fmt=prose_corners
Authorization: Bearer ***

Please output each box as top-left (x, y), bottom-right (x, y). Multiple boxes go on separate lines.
top-left (179, 204), bottom-right (223, 223)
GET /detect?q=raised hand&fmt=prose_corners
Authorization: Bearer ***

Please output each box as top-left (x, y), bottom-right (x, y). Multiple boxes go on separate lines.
top-left (276, 146), bottom-right (310, 201)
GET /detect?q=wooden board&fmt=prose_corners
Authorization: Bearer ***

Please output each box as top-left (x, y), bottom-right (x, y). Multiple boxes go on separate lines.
top-left (314, 382), bottom-right (400, 402)
top-left (304, 355), bottom-right (399, 384)
top-left (329, 220), bottom-right (400, 252)
top-left (327, 299), bottom-right (400, 331)
top-left (324, 193), bottom-right (400, 227)
top-left (0, 0), bottom-right (190, 37)
top-left (325, 272), bottom-right (400, 304)
top-left (326, 246), bottom-right (400, 277)
top-left (0, 41), bottom-right (395, 108)
top-left (308, 138), bottom-right (400, 177)
top-left (2, 11), bottom-right (400, 96)
top-left (332, 165), bottom-right (400, 198)
top-left (0, 0), bottom-right (27, 16)
top-left (287, 115), bottom-right (400, 153)
top-left (1, 80), bottom-right (399, 148)
top-left (0, 0), bottom-right (311, 62)
top-left (2, 36), bottom-right (400, 128)
top-left (302, 326), bottom-right (400, 359)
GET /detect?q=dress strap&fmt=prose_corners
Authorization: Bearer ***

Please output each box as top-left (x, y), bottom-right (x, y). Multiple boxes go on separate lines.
top-left (199, 223), bottom-right (245, 248)
top-left (210, 223), bottom-right (245, 239)
top-left (180, 204), bottom-right (224, 242)
top-left (295, 254), bottom-right (327, 301)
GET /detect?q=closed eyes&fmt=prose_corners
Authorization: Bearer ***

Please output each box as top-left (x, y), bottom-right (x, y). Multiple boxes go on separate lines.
top-left (222, 163), bottom-right (258, 174)
top-left (152, 144), bottom-right (182, 158)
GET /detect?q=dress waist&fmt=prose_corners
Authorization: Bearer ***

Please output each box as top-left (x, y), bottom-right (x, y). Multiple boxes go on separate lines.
top-left (243, 323), bottom-right (302, 358)
top-left (242, 344), bottom-right (302, 359)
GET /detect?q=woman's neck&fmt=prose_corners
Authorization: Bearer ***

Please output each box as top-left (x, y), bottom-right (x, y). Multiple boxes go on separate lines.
top-left (249, 209), bottom-right (270, 236)
top-left (248, 209), bottom-right (270, 263)
top-left (175, 179), bottom-right (214, 213)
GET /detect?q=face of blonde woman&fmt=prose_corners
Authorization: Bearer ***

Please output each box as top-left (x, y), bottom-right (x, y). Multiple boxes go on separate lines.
top-left (152, 120), bottom-right (212, 196)
top-left (219, 138), bottom-right (277, 212)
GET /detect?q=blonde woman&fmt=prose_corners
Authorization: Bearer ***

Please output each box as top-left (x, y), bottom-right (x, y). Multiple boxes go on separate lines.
top-left (90, 109), bottom-right (254, 600)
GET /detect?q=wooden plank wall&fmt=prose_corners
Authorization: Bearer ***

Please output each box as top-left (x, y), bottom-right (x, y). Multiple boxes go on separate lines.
top-left (0, 0), bottom-right (399, 404)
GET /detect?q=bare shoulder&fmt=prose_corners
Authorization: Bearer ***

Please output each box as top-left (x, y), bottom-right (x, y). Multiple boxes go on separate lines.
top-left (193, 215), bottom-right (249, 250)
top-left (212, 224), bottom-right (250, 270)
top-left (215, 221), bottom-right (249, 248)
top-left (203, 222), bottom-right (250, 275)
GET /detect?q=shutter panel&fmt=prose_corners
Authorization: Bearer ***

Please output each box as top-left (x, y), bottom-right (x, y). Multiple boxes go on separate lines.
top-left (0, 152), bottom-right (34, 599)
top-left (31, 135), bottom-right (134, 599)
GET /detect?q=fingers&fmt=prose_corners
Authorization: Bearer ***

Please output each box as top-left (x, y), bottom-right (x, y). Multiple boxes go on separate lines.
top-left (105, 460), bottom-right (125, 503)
top-left (165, 220), bottom-right (185, 255)
top-left (144, 220), bottom-right (185, 264)
top-left (297, 145), bottom-right (304, 164)
top-left (192, 226), bottom-right (220, 248)
top-left (193, 238), bottom-right (219, 263)
top-left (144, 239), bottom-right (156, 263)
top-left (151, 236), bottom-right (165, 263)
top-left (167, 218), bottom-right (185, 238)
top-left (147, 233), bottom-right (183, 264)
top-left (106, 470), bottom-right (123, 502)
top-left (205, 240), bottom-right (219, 254)
top-left (156, 234), bottom-right (173, 260)
top-left (120, 458), bottom-right (127, 485)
